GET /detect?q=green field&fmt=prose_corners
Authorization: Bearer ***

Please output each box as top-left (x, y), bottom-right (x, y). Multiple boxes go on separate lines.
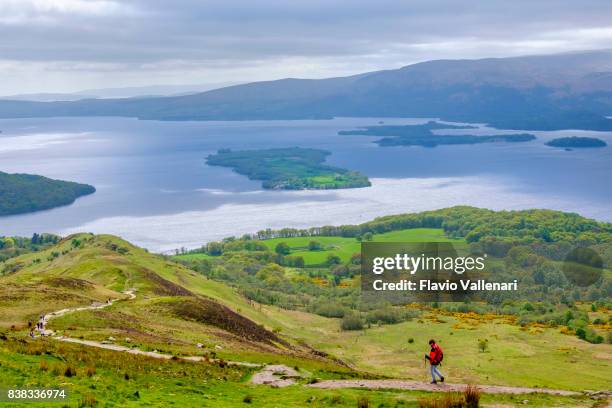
top-left (0, 338), bottom-right (590, 407)
top-left (260, 228), bottom-right (461, 265)
top-left (173, 228), bottom-right (461, 265)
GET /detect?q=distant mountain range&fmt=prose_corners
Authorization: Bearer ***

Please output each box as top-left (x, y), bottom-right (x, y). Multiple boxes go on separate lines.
top-left (0, 82), bottom-right (241, 102)
top-left (1, 50), bottom-right (612, 130)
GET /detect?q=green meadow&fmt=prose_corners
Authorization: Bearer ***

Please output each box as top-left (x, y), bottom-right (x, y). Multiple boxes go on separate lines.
top-left (259, 228), bottom-right (460, 265)
top-left (0, 337), bottom-right (591, 408)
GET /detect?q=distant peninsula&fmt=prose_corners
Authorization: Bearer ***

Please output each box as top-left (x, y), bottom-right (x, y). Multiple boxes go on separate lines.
top-left (206, 147), bottom-right (371, 190)
top-left (0, 172), bottom-right (95, 216)
top-left (545, 136), bottom-right (607, 148)
top-left (339, 121), bottom-right (536, 147)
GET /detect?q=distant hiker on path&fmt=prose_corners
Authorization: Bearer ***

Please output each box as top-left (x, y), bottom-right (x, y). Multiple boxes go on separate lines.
top-left (425, 339), bottom-right (444, 384)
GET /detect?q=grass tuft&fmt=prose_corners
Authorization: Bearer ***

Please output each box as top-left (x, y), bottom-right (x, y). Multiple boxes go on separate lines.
top-left (418, 392), bottom-right (466, 408)
top-left (80, 393), bottom-right (97, 407)
top-left (464, 385), bottom-right (480, 408)
top-left (64, 364), bottom-right (77, 377)
top-left (86, 365), bottom-right (96, 377)
top-left (39, 360), bottom-right (48, 371)
top-left (357, 396), bottom-right (369, 408)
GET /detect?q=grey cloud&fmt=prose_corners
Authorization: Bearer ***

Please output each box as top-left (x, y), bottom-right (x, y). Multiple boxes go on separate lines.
top-left (1, 0), bottom-right (612, 93)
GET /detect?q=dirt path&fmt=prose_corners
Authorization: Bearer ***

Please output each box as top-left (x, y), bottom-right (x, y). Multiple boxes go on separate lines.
top-left (247, 366), bottom-right (588, 396)
top-left (307, 379), bottom-right (581, 396)
top-left (36, 293), bottom-right (589, 397)
top-left (39, 289), bottom-right (136, 337)
top-left (37, 289), bottom-right (259, 368)
top-left (55, 336), bottom-right (259, 367)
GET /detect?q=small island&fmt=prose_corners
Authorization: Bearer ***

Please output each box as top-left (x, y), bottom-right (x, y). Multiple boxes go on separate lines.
top-left (338, 121), bottom-right (477, 137)
top-left (545, 136), bottom-right (607, 148)
top-left (339, 121), bottom-right (535, 147)
top-left (0, 171), bottom-right (95, 216)
top-left (377, 133), bottom-right (535, 147)
top-left (206, 147), bottom-right (371, 190)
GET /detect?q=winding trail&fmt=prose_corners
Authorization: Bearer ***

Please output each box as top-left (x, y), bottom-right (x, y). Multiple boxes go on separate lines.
top-left (36, 292), bottom-right (592, 396)
top-left (39, 290), bottom-right (136, 337)
top-left (38, 289), bottom-right (258, 367)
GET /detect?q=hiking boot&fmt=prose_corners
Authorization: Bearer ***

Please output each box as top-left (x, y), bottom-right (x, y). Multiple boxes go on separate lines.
top-left (430, 380), bottom-right (437, 384)
top-left (440, 376), bottom-right (445, 383)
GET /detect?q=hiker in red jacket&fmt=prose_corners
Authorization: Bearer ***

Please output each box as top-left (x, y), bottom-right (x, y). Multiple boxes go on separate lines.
top-left (425, 339), bottom-right (444, 384)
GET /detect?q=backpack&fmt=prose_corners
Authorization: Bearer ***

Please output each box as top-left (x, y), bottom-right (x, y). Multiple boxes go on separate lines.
top-left (433, 344), bottom-right (444, 365)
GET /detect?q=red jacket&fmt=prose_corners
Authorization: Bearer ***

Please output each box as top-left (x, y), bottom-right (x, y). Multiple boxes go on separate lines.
top-left (429, 343), bottom-right (443, 365)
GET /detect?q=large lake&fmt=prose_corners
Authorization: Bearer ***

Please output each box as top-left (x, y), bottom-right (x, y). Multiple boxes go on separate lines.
top-left (1, 117), bottom-right (610, 252)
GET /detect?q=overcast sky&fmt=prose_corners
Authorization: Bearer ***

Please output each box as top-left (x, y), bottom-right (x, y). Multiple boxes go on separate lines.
top-left (1, 0), bottom-right (612, 95)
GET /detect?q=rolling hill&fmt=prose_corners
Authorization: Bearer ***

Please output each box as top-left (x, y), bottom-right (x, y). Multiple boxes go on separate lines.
top-left (1, 50), bottom-right (612, 130)
top-left (0, 228), bottom-right (609, 406)
top-left (0, 233), bottom-right (344, 366)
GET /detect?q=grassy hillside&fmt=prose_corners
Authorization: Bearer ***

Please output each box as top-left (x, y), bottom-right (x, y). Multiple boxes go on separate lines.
top-left (0, 234), bottom-right (375, 383)
top-left (1, 229), bottom-right (609, 406)
top-left (172, 207), bottom-right (612, 391)
top-left (1, 337), bottom-right (588, 408)
top-left (0, 171), bottom-right (95, 216)
top-left (266, 308), bottom-right (612, 391)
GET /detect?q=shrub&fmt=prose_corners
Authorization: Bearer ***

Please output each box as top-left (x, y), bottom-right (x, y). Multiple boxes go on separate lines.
top-left (51, 364), bottom-right (62, 376)
top-left (477, 338), bottom-right (488, 353)
top-left (583, 328), bottom-right (604, 344)
top-left (243, 395), bottom-right (253, 404)
top-left (86, 365), bottom-right (96, 377)
top-left (331, 264), bottom-right (350, 279)
top-left (80, 393), bottom-right (97, 407)
top-left (365, 307), bottom-right (401, 325)
top-left (341, 312), bottom-right (364, 331)
top-left (308, 241), bottom-right (322, 251)
top-left (275, 242), bottom-right (290, 255)
top-left (357, 396), bottom-right (369, 408)
top-left (464, 385), bottom-right (480, 408)
top-left (64, 365), bottom-right (77, 377)
top-left (418, 393), bottom-right (465, 408)
top-left (408, 338), bottom-right (414, 344)
top-left (312, 301), bottom-right (346, 318)
top-left (326, 254), bottom-right (342, 266)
